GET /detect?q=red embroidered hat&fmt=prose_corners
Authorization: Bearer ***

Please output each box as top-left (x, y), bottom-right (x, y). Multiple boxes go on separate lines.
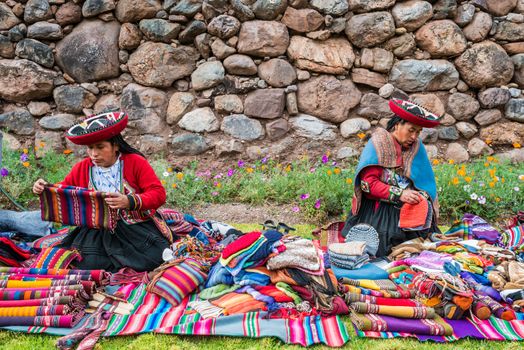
top-left (389, 98), bottom-right (441, 128)
top-left (65, 111), bottom-right (128, 145)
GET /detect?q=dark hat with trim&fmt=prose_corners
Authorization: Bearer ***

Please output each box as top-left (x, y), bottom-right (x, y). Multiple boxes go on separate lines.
top-left (65, 111), bottom-right (128, 145)
top-left (389, 98), bottom-right (441, 128)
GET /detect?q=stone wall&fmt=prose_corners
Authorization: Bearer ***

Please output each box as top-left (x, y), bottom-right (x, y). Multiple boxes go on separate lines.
top-left (0, 0), bottom-right (523, 164)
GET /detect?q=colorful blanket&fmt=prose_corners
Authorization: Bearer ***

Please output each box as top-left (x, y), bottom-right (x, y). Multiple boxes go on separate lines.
top-left (355, 314), bottom-right (524, 342)
top-left (2, 283), bottom-right (350, 347)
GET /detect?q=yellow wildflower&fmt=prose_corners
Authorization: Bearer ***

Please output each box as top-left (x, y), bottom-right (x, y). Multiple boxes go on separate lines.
top-left (285, 165), bottom-right (291, 172)
top-left (246, 167), bottom-right (254, 173)
top-left (215, 182), bottom-right (222, 188)
top-left (496, 197), bottom-right (501, 203)
top-left (484, 162), bottom-right (490, 167)
top-left (22, 162), bottom-right (30, 167)
top-left (346, 178), bottom-right (353, 185)
top-left (487, 156), bottom-right (494, 162)
top-left (452, 177), bottom-right (459, 185)
top-left (465, 176), bottom-right (472, 183)
top-left (161, 180), bottom-right (166, 185)
top-left (432, 159), bottom-right (440, 165)
top-left (489, 182), bottom-right (495, 188)
top-left (327, 170), bottom-right (332, 176)
top-left (176, 172), bottom-right (184, 180)
top-left (448, 159), bottom-right (455, 165)
top-left (63, 149), bottom-right (73, 155)
top-left (40, 142), bottom-right (45, 147)
top-left (23, 148), bottom-right (28, 154)
top-left (357, 132), bottom-right (366, 139)
top-left (457, 169), bottom-right (466, 177)
top-left (172, 183), bottom-right (177, 189)
top-left (167, 167), bottom-right (173, 173)
top-left (334, 168), bottom-right (341, 175)
top-left (514, 142), bottom-right (522, 149)
top-left (501, 177), bottom-right (505, 183)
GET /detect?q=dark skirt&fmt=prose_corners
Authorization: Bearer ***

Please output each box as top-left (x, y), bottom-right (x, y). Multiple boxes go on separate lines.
top-left (342, 196), bottom-right (440, 257)
top-left (58, 219), bottom-right (169, 272)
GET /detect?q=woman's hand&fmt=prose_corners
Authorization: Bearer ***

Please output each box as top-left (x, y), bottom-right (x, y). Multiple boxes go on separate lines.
top-left (32, 178), bottom-right (48, 195)
top-left (105, 192), bottom-right (130, 209)
top-left (400, 189), bottom-right (422, 205)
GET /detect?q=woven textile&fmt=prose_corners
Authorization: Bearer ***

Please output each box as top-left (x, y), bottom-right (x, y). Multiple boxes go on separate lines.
top-left (30, 248), bottom-right (81, 270)
top-left (32, 228), bottom-right (70, 250)
top-left (350, 312), bottom-right (452, 336)
top-left (500, 225), bottom-right (524, 253)
top-left (39, 184), bottom-right (118, 230)
top-left (344, 224), bottom-right (379, 256)
top-left (350, 302), bottom-right (435, 319)
top-left (147, 258), bottom-right (207, 306)
top-left (0, 267), bottom-right (108, 286)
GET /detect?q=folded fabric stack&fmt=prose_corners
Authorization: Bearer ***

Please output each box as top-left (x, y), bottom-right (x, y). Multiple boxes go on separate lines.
top-left (0, 266), bottom-right (104, 327)
top-left (328, 242), bottom-right (369, 269)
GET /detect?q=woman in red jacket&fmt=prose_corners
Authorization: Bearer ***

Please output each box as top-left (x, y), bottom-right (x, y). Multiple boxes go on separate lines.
top-left (343, 99), bottom-right (441, 257)
top-left (33, 111), bottom-right (171, 272)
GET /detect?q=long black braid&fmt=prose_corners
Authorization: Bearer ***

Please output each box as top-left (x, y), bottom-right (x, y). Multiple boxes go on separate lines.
top-left (107, 134), bottom-right (146, 158)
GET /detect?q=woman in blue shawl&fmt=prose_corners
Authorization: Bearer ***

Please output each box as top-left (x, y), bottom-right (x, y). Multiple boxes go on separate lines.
top-left (342, 99), bottom-right (441, 257)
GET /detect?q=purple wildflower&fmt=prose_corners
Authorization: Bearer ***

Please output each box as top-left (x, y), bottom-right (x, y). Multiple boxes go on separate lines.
top-left (20, 153), bottom-right (28, 162)
top-left (321, 154), bottom-right (328, 164)
top-left (0, 168), bottom-right (8, 177)
top-left (300, 193), bottom-right (310, 200)
top-left (227, 168), bottom-right (235, 177)
top-left (314, 199), bottom-right (321, 209)
top-left (237, 160), bottom-right (245, 168)
top-left (331, 161), bottom-right (338, 166)
top-left (309, 167), bottom-right (316, 173)
top-left (261, 156), bottom-right (268, 164)
top-left (211, 191), bottom-right (219, 196)
top-left (292, 206), bottom-right (300, 212)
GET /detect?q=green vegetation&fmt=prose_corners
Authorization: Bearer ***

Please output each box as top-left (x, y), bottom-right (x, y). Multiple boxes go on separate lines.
top-left (1, 144), bottom-right (523, 224)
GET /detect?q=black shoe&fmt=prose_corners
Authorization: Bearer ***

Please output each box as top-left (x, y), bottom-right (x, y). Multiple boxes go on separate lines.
top-left (261, 220), bottom-right (277, 231)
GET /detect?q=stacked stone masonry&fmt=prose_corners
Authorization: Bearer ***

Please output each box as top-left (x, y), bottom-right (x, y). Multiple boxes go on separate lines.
top-left (0, 0), bottom-right (523, 163)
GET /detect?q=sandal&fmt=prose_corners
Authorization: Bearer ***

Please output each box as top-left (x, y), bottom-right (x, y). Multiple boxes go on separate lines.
top-left (261, 220), bottom-right (277, 231)
top-left (277, 222), bottom-right (296, 234)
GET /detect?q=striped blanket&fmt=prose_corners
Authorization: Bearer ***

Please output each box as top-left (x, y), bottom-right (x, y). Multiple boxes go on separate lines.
top-left (2, 283), bottom-right (350, 347)
top-left (39, 185), bottom-right (118, 230)
top-left (354, 313), bottom-right (524, 342)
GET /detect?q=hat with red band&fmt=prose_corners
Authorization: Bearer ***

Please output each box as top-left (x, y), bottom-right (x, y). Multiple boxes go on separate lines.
top-left (389, 98), bottom-right (441, 128)
top-left (65, 111), bottom-right (128, 145)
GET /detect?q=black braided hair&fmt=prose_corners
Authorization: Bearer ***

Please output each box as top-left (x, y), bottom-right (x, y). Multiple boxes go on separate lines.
top-left (386, 115), bottom-right (408, 132)
top-left (107, 134), bottom-right (145, 158)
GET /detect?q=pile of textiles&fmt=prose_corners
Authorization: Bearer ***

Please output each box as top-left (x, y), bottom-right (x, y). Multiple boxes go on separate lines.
top-left (328, 242), bottom-right (369, 269)
top-left (346, 212), bottom-right (524, 341)
top-left (0, 267), bottom-right (106, 328)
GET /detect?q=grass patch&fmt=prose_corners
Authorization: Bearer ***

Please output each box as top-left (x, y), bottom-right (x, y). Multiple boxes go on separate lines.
top-left (1, 145), bottom-right (523, 224)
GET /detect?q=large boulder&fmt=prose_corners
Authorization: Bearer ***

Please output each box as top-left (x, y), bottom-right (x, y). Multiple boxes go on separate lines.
top-left (463, 12), bottom-right (492, 42)
top-left (0, 109), bottom-right (35, 135)
top-left (178, 107), bottom-right (220, 132)
top-left (24, 0), bottom-right (53, 24)
top-left (223, 54), bottom-right (257, 75)
top-left (115, 0), bottom-right (161, 22)
top-left (120, 83), bottom-right (168, 134)
top-left (391, 0), bottom-right (433, 32)
top-left (237, 20), bottom-right (289, 57)
top-left (287, 36), bottom-right (355, 74)
top-left (128, 42), bottom-right (199, 87)
top-left (478, 88), bottom-right (512, 108)
top-left (513, 54), bottom-right (524, 88)
top-left (446, 93), bottom-right (480, 120)
top-left (0, 59), bottom-right (57, 102)
top-left (485, 0), bottom-right (518, 16)
top-left (207, 15), bottom-right (240, 39)
top-left (253, 0), bottom-right (287, 20)
top-left (139, 19), bottom-right (181, 43)
top-left (191, 61), bottom-right (225, 91)
top-left (345, 12), bottom-right (395, 48)
top-left (171, 133), bottom-right (211, 155)
top-left (480, 122), bottom-right (524, 145)
top-left (53, 85), bottom-right (97, 114)
top-left (494, 21), bottom-right (524, 42)
top-left (455, 42), bottom-right (514, 88)
top-left (257, 58), bottom-right (296, 87)
top-left (82, 0), bottom-right (116, 17)
top-left (244, 89), bottom-right (286, 119)
top-left (297, 75), bottom-right (362, 123)
top-left (289, 114), bottom-right (337, 140)
top-left (15, 39), bottom-right (54, 68)
top-left (310, 0), bottom-right (349, 16)
top-left (506, 98), bottom-right (524, 122)
top-left (0, 3), bottom-right (21, 30)
top-left (166, 92), bottom-right (195, 124)
top-left (281, 7), bottom-right (324, 33)
top-left (348, 0), bottom-right (395, 13)
top-left (221, 114), bottom-right (265, 141)
top-left (55, 20), bottom-right (120, 83)
top-left (415, 20), bottom-right (467, 57)
top-left (389, 59), bottom-right (459, 92)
